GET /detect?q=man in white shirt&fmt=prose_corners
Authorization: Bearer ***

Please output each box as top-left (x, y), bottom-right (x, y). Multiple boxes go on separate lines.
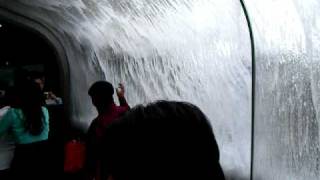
top-left (0, 106), bottom-right (15, 179)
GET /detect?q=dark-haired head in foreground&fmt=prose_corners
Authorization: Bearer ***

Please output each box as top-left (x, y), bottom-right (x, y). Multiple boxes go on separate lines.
top-left (101, 101), bottom-right (225, 180)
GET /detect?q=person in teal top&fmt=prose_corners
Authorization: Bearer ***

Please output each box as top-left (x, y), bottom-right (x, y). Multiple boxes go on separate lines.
top-left (0, 81), bottom-right (50, 180)
top-left (0, 106), bottom-right (49, 144)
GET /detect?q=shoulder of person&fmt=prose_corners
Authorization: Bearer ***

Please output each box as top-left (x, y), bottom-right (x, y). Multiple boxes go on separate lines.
top-left (0, 106), bottom-right (10, 117)
top-left (0, 107), bottom-right (22, 122)
top-left (7, 107), bottom-right (22, 115)
top-left (41, 106), bottom-right (49, 112)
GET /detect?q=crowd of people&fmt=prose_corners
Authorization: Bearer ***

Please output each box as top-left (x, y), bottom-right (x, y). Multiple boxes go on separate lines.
top-left (0, 78), bottom-right (225, 180)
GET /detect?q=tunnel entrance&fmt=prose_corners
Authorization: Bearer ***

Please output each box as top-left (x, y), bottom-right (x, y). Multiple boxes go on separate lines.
top-left (0, 21), bottom-right (62, 98)
top-left (0, 20), bottom-right (67, 177)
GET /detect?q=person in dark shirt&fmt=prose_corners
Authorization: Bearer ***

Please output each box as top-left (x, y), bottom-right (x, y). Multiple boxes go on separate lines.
top-left (100, 101), bottom-right (225, 180)
top-left (85, 81), bottom-right (129, 180)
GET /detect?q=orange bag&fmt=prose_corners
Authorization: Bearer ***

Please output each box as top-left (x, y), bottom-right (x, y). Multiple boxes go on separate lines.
top-left (64, 140), bottom-right (86, 173)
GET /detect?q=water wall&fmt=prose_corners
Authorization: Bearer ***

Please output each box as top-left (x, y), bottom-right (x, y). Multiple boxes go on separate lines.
top-left (245, 0), bottom-right (320, 179)
top-left (0, 0), bottom-right (319, 179)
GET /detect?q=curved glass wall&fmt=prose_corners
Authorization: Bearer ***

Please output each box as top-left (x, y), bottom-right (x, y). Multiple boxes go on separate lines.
top-left (245, 0), bottom-right (320, 179)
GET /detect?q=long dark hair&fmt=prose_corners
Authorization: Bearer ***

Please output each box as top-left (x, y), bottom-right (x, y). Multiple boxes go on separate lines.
top-left (18, 81), bottom-right (45, 135)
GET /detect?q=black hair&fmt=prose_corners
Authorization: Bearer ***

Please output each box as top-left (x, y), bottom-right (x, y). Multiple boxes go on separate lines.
top-left (3, 86), bottom-right (19, 107)
top-left (101, 101), bottom-right (225, 180)
top-left (14, 68), bottom-right (29, 86)
top-left (29, 71), bottom-right (45, 80)
top-left (88, 81), bottom-right (114, 110)
top-left (18, 81), bottom-right (45, 135)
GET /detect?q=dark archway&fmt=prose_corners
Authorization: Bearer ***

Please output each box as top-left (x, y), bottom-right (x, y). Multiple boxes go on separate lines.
top-left (0, 21), bottom-right (61, 96)
top-left (0, 16), bottom-right (70, 178)
top-left (0, 6), bottom-right (71, 119)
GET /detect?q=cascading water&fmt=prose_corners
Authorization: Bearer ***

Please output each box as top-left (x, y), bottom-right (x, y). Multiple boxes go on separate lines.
top-left (84, 1), bottom-right (252, 178)
top-left (245, 0), bottom-right (320, 179)
top-left (94, 1), bottom-right (253, 178)
top-left (0, 0), bottom-right (252, 179)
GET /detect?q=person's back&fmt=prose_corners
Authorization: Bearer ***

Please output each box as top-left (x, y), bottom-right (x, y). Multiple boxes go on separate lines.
top-left (0, 81), bottom-right (50, 180)
top-left (101, 101), bottom-right (225, 180)
top-left (0, 107), bottom-right (49, 144)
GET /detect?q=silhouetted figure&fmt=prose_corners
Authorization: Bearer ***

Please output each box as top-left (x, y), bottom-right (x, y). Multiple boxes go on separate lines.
top-left (0, 81), bottom-right (50, 180)
top-left (85, 81), bottom-right (129, 180)
top-left (30, 71), bottom-right (62, 105)
top-left (100, 101), bottom-right (225, 180)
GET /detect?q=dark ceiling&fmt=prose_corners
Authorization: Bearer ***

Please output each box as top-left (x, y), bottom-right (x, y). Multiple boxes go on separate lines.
top-left (0, 21), bottom-right (56, 67)
top-left (0, 21), bottom-right (61, 94)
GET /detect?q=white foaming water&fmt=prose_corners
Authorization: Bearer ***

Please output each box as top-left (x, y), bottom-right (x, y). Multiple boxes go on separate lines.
top-left (246, 0), bottom-right (320, 179)
top-left (3, 0), bottom-right (252, 178)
